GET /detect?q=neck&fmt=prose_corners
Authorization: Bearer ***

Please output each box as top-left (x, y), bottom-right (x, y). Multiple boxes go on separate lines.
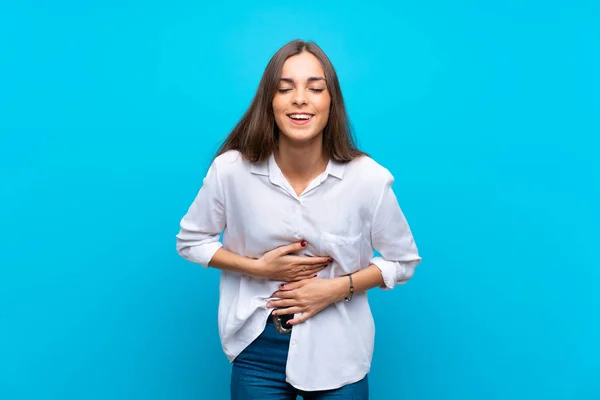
top-left (274, 135), bottom-right (328, 182)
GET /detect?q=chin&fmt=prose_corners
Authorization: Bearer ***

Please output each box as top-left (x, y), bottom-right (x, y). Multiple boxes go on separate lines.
top-left (279, 130), bottom-right (322, 143)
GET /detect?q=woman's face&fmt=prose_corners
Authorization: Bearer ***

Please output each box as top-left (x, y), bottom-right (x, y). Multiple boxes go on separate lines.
top-left (272, 51), bottom-right (331, 145)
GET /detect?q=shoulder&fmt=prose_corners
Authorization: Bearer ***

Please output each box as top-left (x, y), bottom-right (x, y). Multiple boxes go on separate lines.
top-left (211, 150), bottom-right (250, 177)
top-left (213, 149), bottom-right (244, 167)
top-left (342, 156), bottom-right (398, 213)
top-left (345, 155), bottom-right (395, 187)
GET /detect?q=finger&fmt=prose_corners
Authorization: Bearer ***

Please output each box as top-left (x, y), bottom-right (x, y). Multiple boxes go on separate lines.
top-left (266, 299), bottom-right (296, 309)
top-left (273, 306), bottom-right (302, 316)
top-left (292, 273), bottom-right (319, 281)
top-left (304, 263), bottom-right (330, 272)
top-left (278, 280), bottom-right (308, 291)
top-left (287, 312), bottom-right (310, 326)
top-left (290, 256), bottom-right (333, 265)
top-left (293, 264), bottom-right (325, 277)
top-left (272, 289), bottom-right (296, 299)
top-left (279, 240), bottom-right (308, 256)
top-left (305, 256), bottom-right (333, 265)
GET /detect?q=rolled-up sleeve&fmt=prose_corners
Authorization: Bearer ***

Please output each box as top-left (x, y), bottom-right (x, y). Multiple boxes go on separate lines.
top-left (176, 160), bottom-right (226, 267)
top-left (370, 175), bottom-right (421, 289)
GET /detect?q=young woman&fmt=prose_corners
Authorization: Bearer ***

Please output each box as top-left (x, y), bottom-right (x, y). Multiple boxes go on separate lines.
top-left (176, 39), bottom-right (421, 399)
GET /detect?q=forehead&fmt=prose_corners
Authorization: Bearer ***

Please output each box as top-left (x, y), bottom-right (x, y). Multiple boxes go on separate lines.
top-left (281, 52), bottom-right (325, 79)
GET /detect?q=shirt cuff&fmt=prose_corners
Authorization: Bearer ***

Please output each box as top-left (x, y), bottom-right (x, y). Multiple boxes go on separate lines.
top-left (183, 241), bottom-right (223, 268)
top-left (370, 256), bottom-right (417, 290)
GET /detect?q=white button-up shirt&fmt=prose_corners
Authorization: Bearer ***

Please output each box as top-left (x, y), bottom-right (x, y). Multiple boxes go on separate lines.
top-left (176, 150), bottom-right (421, 391)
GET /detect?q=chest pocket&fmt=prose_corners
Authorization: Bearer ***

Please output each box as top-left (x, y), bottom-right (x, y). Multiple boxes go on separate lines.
top-left (319, 232), bottom-right (362, 277)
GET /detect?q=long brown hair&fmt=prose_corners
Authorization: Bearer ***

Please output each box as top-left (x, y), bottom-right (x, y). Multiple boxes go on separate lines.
top-left (214, 39), bottom-right (367, 163)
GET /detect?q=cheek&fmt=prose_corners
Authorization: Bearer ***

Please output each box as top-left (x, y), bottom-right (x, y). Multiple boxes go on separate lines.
top-left (272, 100), bottom-right (285, 122)
top-left (318, 99), bottom-right (331, 122)
top-left (272, 97), bottom-right (283, 114)
top-left (319, 110), bottom-right (330, 127)
top-left (272, 99), bottom-right (288, 131)
top-left (318, 95), bottom-right (331, 116)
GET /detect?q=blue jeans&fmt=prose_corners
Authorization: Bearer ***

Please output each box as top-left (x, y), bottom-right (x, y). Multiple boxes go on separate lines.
top-left (230, 319), bottom-right (369, 399)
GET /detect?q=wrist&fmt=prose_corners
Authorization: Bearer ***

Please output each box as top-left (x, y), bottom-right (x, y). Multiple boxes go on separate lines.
top-left (244, 257), bottom-right (264, 279)
top-left (331, 276), bottom-right (351, 302)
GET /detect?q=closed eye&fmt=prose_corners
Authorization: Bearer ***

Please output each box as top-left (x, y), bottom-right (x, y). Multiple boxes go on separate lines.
top-left (277, 88), bottom-right (325, 93)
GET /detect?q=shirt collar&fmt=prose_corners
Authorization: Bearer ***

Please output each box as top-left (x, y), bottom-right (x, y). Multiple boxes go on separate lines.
top-left (249, 154), bottom-right (345, 180)
top-left (326, 159), bottom-right (345, 179)
top-left (249, 159), bottom-right (269, 176)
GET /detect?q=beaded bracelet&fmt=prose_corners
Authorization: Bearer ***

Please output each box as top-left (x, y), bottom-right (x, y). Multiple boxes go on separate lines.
top-left (344, 273), bottom-right (354, 302)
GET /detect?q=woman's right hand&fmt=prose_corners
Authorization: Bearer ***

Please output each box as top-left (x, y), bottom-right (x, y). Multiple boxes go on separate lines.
top-left (255, 241), bottom-right (332, 282)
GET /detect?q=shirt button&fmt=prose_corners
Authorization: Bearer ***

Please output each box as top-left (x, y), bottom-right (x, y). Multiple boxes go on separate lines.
top-left (291, 340), bottom-right (296, 347)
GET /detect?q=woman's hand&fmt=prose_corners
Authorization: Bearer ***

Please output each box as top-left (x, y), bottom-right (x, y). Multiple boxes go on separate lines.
top-left (255, 241), bottom-right (333, 282)
top-left (266, 277), bottom-right (350, 326)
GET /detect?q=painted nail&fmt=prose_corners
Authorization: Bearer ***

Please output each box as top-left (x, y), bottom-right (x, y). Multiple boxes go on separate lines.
top-left (301, 240), bottom-right (307, 247)
top-left (328, 258), bottom-right (333, 262)
top-left (313, 274), bottom-right (318, 278)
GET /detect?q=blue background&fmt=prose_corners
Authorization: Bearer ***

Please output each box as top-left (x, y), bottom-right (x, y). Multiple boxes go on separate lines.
top-left (1, 1), bottom-right (599, 399)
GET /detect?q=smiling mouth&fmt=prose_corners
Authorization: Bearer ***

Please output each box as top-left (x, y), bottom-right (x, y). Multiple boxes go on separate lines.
top-left (287, 113), bottom-right (314, 125)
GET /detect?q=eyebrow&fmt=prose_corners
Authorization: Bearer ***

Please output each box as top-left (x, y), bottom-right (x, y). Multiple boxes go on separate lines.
top-left (280, 77), bottom-right (326, 84)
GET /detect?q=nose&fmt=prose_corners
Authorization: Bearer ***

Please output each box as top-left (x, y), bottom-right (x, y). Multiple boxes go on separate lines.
top-left (292, 89), bottom-right (307, 106)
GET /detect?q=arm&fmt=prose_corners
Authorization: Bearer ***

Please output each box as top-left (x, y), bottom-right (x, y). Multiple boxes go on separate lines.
top-left (323, 264), bottom-right (387, 302)
top-left (176, 160), bottom-right (331, 280)
top-left (208, 248), bottom-right (261, 276)
top-left (176, 160), bottom-right (262, 275)
top-left (268, 265), bottom-right (387, 324)
top-left (269, 174), bottom-right (421, 324)
top-left (368, 174), bottom-right (422, 289)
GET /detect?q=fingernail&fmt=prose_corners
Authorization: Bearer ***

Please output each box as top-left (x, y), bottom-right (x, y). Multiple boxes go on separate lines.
top-left (313, 274), bottom-right (318, 278)
top-left (301, 241), bottom-right (307, 247)
top-left (266, 302), bottom-right (271, 307)
top-left (328, 258), bottom-right (333, 262)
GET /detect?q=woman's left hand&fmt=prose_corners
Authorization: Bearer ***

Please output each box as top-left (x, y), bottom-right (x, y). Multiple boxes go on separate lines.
top-left (267, 277), bottom-right (348, 326)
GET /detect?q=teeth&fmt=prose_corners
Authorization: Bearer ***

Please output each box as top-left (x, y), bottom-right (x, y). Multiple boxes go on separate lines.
top-left (289, 114), bottom-right (312, 120)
